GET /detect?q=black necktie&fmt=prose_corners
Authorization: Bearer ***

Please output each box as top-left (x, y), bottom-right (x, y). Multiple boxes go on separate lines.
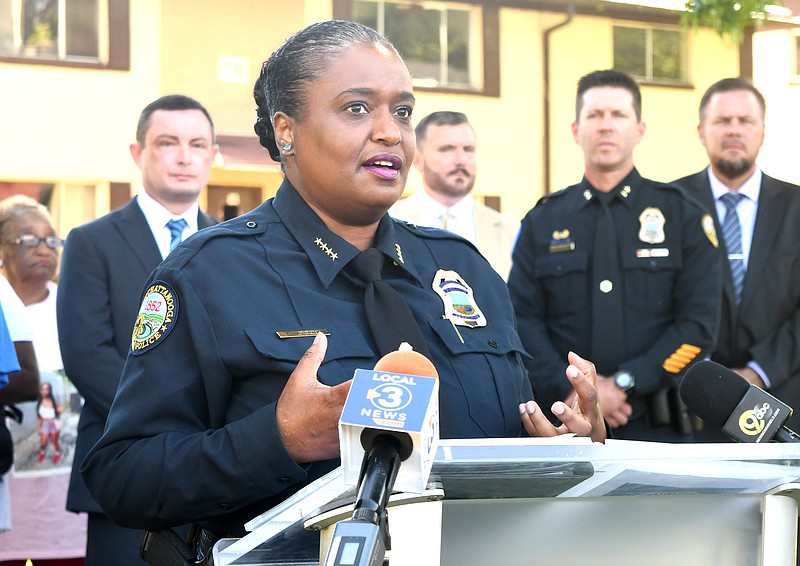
top-left (350, 248), bottom-right (457, 437)
top-left (349, 248), bottom-right (432, 359)
top-left (590, 194), bottom-right (625, 375)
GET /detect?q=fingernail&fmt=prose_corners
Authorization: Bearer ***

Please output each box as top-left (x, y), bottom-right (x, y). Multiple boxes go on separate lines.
top-left (552, 403), bottom-right (565, 416)
top-left (519, 403), bottom-right (526, 415)
top-left (567, 365), bottom-right (579, 378)
top-left (313, 332), bottom-right (322, 345)
top-left (526, 401), bottom-right (536, 413)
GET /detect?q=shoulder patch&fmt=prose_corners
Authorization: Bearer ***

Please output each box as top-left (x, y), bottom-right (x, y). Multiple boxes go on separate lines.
top-left (131, 281), bottom-right (179, 355)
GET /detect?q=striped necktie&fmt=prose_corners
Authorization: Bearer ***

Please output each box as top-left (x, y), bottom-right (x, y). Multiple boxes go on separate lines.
top-left (166, 218), bottom-right (188, 253)
top-left (719, 192), bottom-right (746, 304)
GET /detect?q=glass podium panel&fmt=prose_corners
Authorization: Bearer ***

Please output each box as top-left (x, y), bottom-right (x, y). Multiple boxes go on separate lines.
top-left (214, 438), bottom-right (800, 566)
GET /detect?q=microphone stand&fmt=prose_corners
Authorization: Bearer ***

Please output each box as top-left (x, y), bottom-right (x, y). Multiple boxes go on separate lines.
top-left (324, 435), bottom-right (403, 566)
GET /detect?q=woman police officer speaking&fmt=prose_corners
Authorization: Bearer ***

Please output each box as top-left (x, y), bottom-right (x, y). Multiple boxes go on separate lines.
top-left (82, 20), bottom-right (604, 542)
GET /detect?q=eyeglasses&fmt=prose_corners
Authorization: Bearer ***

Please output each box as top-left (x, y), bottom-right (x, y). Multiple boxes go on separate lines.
top-left (8, 233), bottom-right (64, 250)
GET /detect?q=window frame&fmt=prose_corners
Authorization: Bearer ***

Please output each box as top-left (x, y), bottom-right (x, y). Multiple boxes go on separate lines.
top-left (791, 28), bottom-right (800, 84)
top-left (613, 23), bottom-right (690, 87)
top-left (0, 0), bottom-right (129, 70)
top-left (333, 0), bottom-right (499, 96)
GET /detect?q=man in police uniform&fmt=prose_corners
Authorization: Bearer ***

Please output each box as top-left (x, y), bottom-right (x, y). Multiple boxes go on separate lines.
top-left (508, 70), bottom-right (722, 442)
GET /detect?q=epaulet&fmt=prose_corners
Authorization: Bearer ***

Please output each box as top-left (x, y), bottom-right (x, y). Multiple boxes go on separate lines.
top-left (392, 218), bottom-right (461, 240)
top-left (535, 186), bottom-right (569, 206)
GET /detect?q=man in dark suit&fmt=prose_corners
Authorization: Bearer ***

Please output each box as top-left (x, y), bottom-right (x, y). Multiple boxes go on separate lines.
top-left (57, 94), bottom-right (218, 565)
top-left (674, 78), bottom-right (800, 438)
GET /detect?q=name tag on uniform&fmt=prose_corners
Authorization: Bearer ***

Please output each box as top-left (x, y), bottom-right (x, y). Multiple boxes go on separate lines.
top-left (635, 248), bottom-right (669, 258)
top-left (276, 329), bottom-right (330, 339)
top-left (549, 229), bottom-right (575, 254)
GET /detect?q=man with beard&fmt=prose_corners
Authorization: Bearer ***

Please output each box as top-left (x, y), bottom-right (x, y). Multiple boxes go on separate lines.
top-left (390, 111), bottom-right (519, 279)
top-left (673, 77), bottom-right (800, 439)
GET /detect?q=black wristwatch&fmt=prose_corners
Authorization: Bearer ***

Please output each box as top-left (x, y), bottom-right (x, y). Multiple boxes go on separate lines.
top-left (614, 370), bottom-right (635, 391)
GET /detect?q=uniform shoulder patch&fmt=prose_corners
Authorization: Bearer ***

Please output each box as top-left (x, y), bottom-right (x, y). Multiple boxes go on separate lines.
top-left (131, 281), bottom-right (179, 355)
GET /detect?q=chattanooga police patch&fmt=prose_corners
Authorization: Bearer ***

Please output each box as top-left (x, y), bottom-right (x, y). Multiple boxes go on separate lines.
top-left (131, 281), bottom-right (179, 355)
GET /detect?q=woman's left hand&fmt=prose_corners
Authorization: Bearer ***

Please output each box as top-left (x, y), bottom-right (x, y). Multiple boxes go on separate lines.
top-left (520, 351), bottom-right (606, 443)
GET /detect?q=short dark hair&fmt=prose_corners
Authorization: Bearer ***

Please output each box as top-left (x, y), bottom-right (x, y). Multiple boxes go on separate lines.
top-left (415, 111), bottom-right (471, 148)
top-left (575, 69), bottom-right (642, 122)
top-left (698, 77), bottom-right (766, 122)
top-left (135, 94), bottom-right (215, 146)
top-left (253, 20), bottom-right (401, 162)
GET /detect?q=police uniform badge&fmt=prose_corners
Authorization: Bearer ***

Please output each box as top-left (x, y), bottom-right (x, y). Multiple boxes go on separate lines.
top-left (638, 207), bottom-right (666, 244)
top-left (702, 214), bottom-right (719, 248)
top-left (549, 229), bottom-right (575, 254)
top-left (131, 281), bottom-right (179, 354)
top-left (432, 269), bottom-right (486, 328)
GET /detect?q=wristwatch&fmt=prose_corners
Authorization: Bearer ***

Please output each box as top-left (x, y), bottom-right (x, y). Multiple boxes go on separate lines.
top-left (614, 370), bottom-right (635, 391)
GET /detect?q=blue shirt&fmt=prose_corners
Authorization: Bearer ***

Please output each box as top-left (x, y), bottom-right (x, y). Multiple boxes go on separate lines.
top-left (0, 303), bottom-right (19, 387)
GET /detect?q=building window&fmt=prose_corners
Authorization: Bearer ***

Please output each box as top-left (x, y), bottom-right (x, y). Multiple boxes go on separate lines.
top-left (614, 25), bottom-right (686, 84)
top-left (792, 31), bottom-right (800, 83)
top-left (347, 0), bottom-right (493, 94)
top-left (0, 0), bottom-right (128, 69)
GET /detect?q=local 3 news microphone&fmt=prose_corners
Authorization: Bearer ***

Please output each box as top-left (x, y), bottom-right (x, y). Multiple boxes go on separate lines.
top-left (680, 360), bottom-right (800, 443)
top-left (324, 343), bottom-right (440, 566)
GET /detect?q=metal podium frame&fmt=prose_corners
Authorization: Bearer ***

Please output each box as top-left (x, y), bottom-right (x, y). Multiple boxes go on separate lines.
top-left (213, 438), bottom-right (800, 566)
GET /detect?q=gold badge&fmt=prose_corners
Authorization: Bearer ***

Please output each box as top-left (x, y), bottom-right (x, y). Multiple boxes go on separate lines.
top-left (549, 229), bottom-right (575, 254)
top-left (432, 270), bottom-right (486, 328)
top-left (702, 214), bottom-right (718, 248)
top-left (638, 207), bottom-right (666, 244)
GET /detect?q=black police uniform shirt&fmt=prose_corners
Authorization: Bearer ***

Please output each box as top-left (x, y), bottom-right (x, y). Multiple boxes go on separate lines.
top-left (508, 168), bottom-right (721, 415)
top-left (82, 180), bottom-right (532, 537)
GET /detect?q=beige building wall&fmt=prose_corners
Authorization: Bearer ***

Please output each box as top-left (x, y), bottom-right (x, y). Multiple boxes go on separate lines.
top-left (752, 28), bottom-right (800, 185)
top-left (0, 1), bottom-right (762, 235)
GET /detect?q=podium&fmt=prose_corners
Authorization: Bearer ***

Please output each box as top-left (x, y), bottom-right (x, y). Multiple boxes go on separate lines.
top-left (213, 438), bottom-right (800, 566)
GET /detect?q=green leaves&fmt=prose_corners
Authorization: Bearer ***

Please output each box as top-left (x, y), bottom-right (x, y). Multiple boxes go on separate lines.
top-left (681, 0), bottom-right (783, 42)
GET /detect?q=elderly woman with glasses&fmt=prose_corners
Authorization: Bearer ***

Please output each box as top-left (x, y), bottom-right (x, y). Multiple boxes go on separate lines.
top-left (0, 194), bottom-right (70, 439)
top-left (0, 195), bottom-right (86, 558)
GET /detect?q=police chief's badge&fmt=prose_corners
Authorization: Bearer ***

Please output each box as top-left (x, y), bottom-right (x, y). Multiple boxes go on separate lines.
top-left (702, 214), bottom-right (719, 248)
top-left (638, 207), bottom-right (666, 244)
top-left (432, 269), bottom-right (486, 328)
top-left (131, 281), bottom-right (179, 355)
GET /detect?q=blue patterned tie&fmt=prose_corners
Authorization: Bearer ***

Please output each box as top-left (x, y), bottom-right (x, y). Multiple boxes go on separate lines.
top-left (166, 218), bottom-right (188, 253)
top-left (719, 193), bottom-right (746, 304)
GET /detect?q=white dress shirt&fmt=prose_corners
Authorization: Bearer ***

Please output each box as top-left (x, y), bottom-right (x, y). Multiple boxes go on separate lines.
top-left (136, 190), bottom-right (200, 259)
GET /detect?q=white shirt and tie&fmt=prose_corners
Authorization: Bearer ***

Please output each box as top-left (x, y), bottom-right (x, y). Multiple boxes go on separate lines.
top-left (707, 167), bottom-right (768, 384)
top-left (136, 189), bottom-right (200, 259)
top-left (411, 189), bottom-right (479, 244)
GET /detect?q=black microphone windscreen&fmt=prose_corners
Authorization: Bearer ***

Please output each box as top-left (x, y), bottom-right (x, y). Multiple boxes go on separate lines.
top-left (679, 361), bottom-right (750, 426)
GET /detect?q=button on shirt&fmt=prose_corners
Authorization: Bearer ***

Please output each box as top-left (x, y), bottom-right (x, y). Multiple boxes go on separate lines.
top-left (136, 190), bottom-right (200, 259)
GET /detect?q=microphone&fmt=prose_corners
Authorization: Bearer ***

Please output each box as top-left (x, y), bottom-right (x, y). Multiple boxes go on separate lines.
top-left (338, 343), bottom-right (440, 494)
top-left (325, 344), bottom-right (440, 566)
top-left (679, 360), bottom-right (800, 443)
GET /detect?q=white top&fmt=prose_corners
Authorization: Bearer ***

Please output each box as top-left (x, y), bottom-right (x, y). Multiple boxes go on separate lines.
top-left (136, 190), bottom-right (200, 259)
top-left (0, 273), bottom-right (32, 342)
top-left (391, 190), bottom-right (478, 245)
top-left (25, 280), bottom-right (62, 372)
